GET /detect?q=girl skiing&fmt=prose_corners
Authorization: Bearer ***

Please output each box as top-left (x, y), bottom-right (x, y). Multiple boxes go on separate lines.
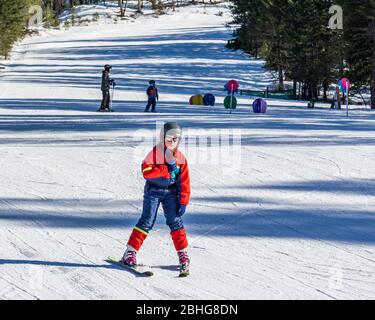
top-left (121, 122), bottom-right (191, 275)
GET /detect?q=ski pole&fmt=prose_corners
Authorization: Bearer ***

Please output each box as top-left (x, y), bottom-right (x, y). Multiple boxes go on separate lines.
top-left (230, 83), bottom-right (233, 115)
top-left (346, 80), bottom-right (349, 117)
top-left (110, 83), bottom-right (115, 110)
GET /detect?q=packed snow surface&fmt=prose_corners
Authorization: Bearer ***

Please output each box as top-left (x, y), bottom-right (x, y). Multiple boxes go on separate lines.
top-left (0, 3), bottom-right (374, 299)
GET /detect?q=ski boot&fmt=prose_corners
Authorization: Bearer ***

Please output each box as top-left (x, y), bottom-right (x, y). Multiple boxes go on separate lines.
top-left (98, 108), bottom-right (111, 112)
top-left (121, 249), bottom-right (137, 267)
top-left (178, 250), bottom-right (190, 277)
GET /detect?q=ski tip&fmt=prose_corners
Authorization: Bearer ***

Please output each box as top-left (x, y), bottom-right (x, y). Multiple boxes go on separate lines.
top-left (106, 257), bottom-right (124, 265)
top-left (179, 272), bottom-right (189, 278)
top-left (106, 257), bottom-right (154, 277)
top-left (106, 257), bottom-right (119, 262)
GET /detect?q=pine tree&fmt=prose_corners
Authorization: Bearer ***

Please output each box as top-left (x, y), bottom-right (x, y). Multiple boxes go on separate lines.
top-left (230, 0), bottom-right (341, 96)
top-left (284, 0), bottom-right (340, 99)
top-left (0, 0), bottom-right (29, 59)
top-left (261, 0), bottom-right (294, 91)
top-left (229, 0), bottom-right (267, 58)
top-left (339, 0), bottom-right (375, 109)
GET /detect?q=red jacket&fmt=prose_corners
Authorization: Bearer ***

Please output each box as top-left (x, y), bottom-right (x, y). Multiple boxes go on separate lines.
top-left (142, 143), bottom-right (190, 205)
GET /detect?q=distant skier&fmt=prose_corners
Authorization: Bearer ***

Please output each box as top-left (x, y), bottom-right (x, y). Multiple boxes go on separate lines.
top-left (121, 122), bottom-right (191, 276)
top-left (144, 80), bottom-right (159, 112)
top-left (99, 64), bottom-right (116, 112)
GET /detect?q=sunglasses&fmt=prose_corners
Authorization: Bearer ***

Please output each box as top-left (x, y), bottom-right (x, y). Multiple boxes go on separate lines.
top-left (165, 136), bottom-right (181, 143)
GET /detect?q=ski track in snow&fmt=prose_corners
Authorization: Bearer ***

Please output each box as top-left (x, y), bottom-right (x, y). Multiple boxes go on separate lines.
top-left (0, 3), bottom-right (375, 299)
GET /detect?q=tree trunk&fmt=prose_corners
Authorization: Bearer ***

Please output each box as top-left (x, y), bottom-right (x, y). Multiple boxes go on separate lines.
top-left (278, 65), bottom-right (284, 91)
top-left (137, 0), bottom-right (143, 13)
top-left (119, 0), bottom-right (124, 17)
top-left (150, 0), bottom-right (157, 10)
top-left (314, 85), bottom-right (319, 99)
top-left (124, 0), bottom-right (129, 17)
top-left (372, 67), bottom-right (375, 109)
top-left (309, 81), bottom-right (318, 99)
top-left (55, 0), bottom-right (63, 16)
top-left (323, 80), bottom-right (328, 100)
top-left (307, 81), bottom-right (313, 100)
top-left (302, 82), bottom-right (307, 100)
top-left (157, 0), bottom-right (164, 13)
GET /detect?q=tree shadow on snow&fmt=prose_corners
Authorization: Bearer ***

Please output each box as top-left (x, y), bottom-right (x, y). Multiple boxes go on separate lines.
top-left (3, 27), bottom-right (271, 95)
top-left (0, 98), bottom-right (374, 148)
top-left (0, 258), bottom-right (113, 269)
top-left (0, 258), bottom-right (149, 277)
top-left (0, 178), bottom-right (375, 244)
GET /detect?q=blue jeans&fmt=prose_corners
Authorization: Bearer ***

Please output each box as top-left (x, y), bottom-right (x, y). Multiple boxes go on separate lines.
top-left (136, 184), bottom-right (184, 233)
top-left (145, 97), bottom-right (157, 111)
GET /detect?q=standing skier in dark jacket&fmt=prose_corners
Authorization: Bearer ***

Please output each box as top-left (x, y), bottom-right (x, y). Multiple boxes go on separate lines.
top-left (144, 80), bottom-right (159, 112)
top-left (99, 64), bottom-right (116, 112)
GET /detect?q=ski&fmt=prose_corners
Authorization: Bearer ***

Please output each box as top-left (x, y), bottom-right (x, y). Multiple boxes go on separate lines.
top-left (97, 109), bottom-right (114, 112)
top-left (179, 271), bottom-right (189, 277)
top-left (105, 257), bottom-right (154, 277)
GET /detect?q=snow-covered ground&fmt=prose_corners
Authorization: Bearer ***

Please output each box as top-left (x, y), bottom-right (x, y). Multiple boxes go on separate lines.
top-left (0, 3), bottom-right (375, 300)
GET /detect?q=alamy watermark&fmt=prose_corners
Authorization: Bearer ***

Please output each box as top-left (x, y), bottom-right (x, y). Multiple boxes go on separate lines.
top-left (328, 5), bottom-right (343, 30)
top-left (28, 5), bottom-right (43, 28)
top-left (131, 121), bottom-right (243, 176)
top-left (26, 3), bottom-right (345, 29)
top-left (27, 4), bottom-right (117, 29)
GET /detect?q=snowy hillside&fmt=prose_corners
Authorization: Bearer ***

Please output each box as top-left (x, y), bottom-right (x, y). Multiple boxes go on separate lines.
top-left (0, 3), bottom-right (375, 300)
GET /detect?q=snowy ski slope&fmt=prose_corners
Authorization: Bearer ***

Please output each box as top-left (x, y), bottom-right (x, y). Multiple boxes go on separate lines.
top-left (0, 3), bottom-right (374, 299)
